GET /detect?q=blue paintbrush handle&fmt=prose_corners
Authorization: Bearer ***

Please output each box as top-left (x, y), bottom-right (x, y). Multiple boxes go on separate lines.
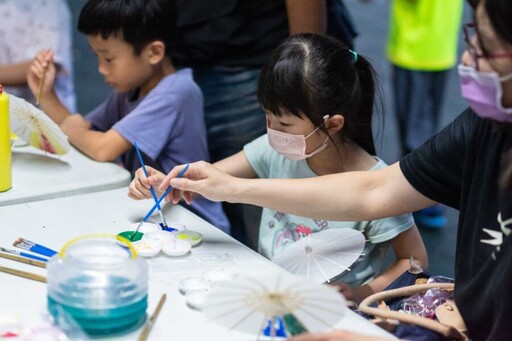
top-left (30, 245), bottom-right (56, 257)
top-left (134, 142), bottom-right (162, 210)
top-left (20, 251), bottom-right (48, 262)
top-left (141, 164), bottom-right (190, 222)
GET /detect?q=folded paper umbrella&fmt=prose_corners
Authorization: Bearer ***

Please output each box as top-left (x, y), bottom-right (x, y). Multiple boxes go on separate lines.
top-left (273, 228), bottom-right (365, 284)
top-left (8, 93), bottom-right (70, 155)
top-left (202, 272), bottom-right (346, 339)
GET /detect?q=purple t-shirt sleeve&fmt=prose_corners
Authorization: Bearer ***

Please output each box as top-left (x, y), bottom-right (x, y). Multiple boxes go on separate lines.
top-left (86, 90), bottom-right (120, 131)
top-left (85, 69), bottom-right (209, 173)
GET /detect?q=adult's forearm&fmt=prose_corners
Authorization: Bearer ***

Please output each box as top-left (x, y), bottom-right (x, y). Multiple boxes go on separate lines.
top-left (231, 163), bottom-right (432, 221)
top-left (286, 0), bottom-right (327, 35)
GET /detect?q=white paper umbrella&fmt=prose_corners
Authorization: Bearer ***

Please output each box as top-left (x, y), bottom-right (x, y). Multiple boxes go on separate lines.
top-left (8, 93), bottom-right (70, 155)
top-left (202, 272), bottom-right (346, 338)
top-left (273, 228), bottom-right (365, 284)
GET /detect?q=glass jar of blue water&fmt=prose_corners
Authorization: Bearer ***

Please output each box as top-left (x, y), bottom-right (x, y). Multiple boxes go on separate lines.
top-left (46, 234), bottom-right (148, 337)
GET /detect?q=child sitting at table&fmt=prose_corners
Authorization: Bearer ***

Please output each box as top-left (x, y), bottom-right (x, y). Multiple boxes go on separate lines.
top-left (26, 0), bottom-right (229, 232)
top-left (129, 34), bottom-right (428, 304)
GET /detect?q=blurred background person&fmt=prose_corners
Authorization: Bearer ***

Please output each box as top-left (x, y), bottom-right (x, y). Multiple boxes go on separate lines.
top-left (170, 0), bottom-right (328, 248)
top-left (0, 0), bottom-right (76, 112)
top-left (387, 0), bottom-right (464, 228)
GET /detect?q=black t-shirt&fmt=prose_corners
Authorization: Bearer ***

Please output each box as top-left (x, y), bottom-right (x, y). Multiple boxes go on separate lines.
top-left (400, 108), bottom-right (512, 340)
top-left (171, 0), bottom-right (289, 67)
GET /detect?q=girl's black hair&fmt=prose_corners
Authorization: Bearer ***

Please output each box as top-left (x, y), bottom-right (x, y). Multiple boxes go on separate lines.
top-left (258, 33), bottom-right (379, 155)
top-left (77, 0), bottom-right (178, 57)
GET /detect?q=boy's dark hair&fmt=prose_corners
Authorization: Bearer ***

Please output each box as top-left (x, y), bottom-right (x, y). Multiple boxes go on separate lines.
top-left (258, 33), bottom-right (380, 155)
top-left (77, 0), bottom-right (178, 57)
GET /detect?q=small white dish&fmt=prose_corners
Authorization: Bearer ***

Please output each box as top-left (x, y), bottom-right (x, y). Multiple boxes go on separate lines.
top-left (179, 277), bottom-right (210, 295)
top-left (175, 230), bottom-right (203, 246)
top-left (131, 239), bottom-right (161, 257)
top-left (143, 230), bottom-right (175, 243)
top-left (129, 222), bottom-right (160, 234)
top-left (162, 238), bottom-right (192, 257)
top-left (185, 289), bottom-right (208, 311)
top-left (162, 222), bottom-right (187, 232)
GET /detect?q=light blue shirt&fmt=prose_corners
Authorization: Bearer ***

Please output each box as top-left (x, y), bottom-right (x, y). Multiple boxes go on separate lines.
top-left (244, 134), bottom-right (414, 286)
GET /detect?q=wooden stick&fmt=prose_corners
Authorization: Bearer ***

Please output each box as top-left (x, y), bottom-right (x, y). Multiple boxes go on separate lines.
top-left (138, 293), bottom-right (167, 341)
top-left (36, 69), bottom-right (46, 105)
top-left (0, 265), bottom-right (46, 283)
top-left (0, 252), bottom-right (47, 268)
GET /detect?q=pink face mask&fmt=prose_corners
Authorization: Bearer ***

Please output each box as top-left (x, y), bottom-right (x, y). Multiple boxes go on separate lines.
top-left (458, 64), bottom-right (512, 122)
top-left (267, 115), bottom-right (329, 160)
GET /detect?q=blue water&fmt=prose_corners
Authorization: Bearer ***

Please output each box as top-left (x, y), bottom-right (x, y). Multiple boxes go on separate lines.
top-left (47, 274), bottom-right (147, 336)
top-left (48, 295), bottom-right (147, 336)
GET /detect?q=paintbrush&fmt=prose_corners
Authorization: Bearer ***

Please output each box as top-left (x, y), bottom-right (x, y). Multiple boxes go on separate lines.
top-left (0, 251), bottom-right (47, 268)
top-left (0, 265), bottom-right (46, 283)
top-left (133, 142), bottom-right (168, 228)
top-left (16, 238), bottom-right (57, 256)
top-left (13, 240), bottom-right (55, 258)
top-left (131, 164), bottom-right (190, 240)
top-left (137, 293), bottom-right (167, 341)
top-left (0, 246), bottom-right (48, 262)
top-left (36, 67), bottom-right (46, 106)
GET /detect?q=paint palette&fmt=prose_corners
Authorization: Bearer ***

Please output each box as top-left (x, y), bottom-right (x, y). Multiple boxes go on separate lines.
top-left (117, 222), bottom-right (161, 242)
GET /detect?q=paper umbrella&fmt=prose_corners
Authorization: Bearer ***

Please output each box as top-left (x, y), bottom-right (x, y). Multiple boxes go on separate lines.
top-left (8, 93), bottom-right (70, 155)
top-left (272, 228), bottom-right (366, 284)
top-left (202, 272), bottom-right (347, 339)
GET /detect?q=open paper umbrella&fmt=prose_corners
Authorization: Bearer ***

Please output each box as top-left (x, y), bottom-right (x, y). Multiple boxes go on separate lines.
top-left (202, 272), bottom-right (346, 339)
top-left (8, 93), bottom-right (70, 155)
top-left (273, 228), bottom-right (365, 284)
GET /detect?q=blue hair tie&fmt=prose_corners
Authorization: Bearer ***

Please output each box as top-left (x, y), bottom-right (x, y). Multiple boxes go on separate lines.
top-left (348, 49), bottom-right (358, 63)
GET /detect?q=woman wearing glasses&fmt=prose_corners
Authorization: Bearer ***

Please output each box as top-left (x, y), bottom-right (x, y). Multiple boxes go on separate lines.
top-left (161, 0), bottom-right (511, 339)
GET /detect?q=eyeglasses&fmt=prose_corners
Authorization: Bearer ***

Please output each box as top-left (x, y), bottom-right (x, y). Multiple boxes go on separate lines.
top-left (463, 22), bottom-right (512, 71)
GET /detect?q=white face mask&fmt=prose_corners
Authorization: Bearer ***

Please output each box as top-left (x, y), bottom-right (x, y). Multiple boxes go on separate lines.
top-left (458, 64), bottom-right (512, 122)
top-left (267, 115), bottom-right (329, 160)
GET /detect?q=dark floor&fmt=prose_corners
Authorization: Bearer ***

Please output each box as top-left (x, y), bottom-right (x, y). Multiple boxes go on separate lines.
top-left (68, 0), bottom-right (473, 279)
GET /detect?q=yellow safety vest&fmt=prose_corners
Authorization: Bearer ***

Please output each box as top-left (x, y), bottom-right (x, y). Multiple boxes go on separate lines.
top-left (387, 0), bottom-right (464, 71)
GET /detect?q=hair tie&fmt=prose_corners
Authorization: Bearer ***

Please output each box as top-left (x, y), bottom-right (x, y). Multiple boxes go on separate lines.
top-left (348, 49), bottom-right (358, 63)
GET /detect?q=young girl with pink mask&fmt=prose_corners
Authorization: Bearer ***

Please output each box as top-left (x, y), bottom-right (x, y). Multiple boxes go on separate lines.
top-left (129, 33), bottom-right (428, 304)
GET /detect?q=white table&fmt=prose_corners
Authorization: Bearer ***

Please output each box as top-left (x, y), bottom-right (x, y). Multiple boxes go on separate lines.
top-left (0, 188), bottom-right (394, 340)
top-left (0, 145), bottom-right (131, 206)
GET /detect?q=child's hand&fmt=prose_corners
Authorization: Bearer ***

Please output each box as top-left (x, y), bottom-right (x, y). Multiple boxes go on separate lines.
top-left (128, 166), bottom-right (166, 200)
top-left (330, 282), bottom-right (356, 302)
top-left (330, 283), bottom-right (373, 305)
top-left (27, 50), bottom-right (57, 99)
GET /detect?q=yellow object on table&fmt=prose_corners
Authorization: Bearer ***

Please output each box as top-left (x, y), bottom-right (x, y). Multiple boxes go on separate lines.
top-left (0, 84), bottom-right (11, 192)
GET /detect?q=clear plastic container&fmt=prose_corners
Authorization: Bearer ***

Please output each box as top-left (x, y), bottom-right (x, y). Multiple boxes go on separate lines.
top-left (46, 234), bottom-right (148, 336)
